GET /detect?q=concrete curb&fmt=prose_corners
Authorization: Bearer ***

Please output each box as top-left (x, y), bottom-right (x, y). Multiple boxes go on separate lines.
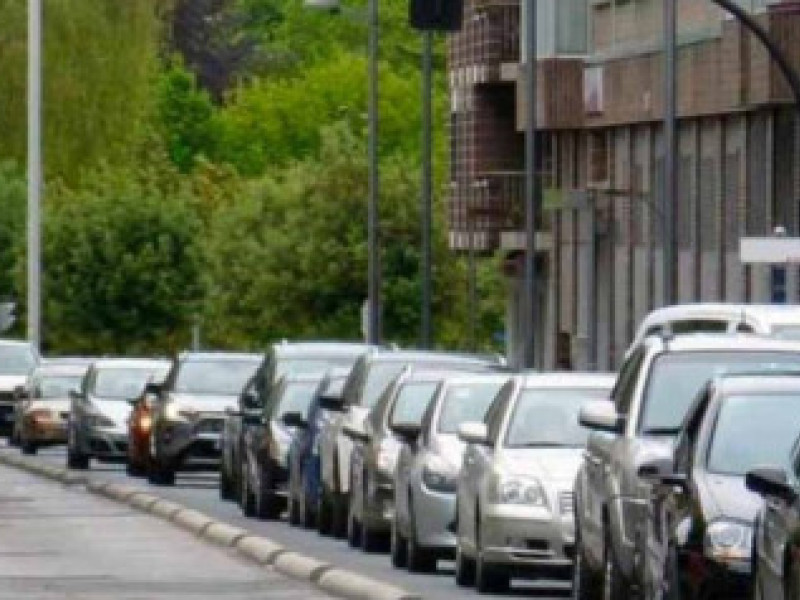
top-left (0, 452), bottom-right (422, 600)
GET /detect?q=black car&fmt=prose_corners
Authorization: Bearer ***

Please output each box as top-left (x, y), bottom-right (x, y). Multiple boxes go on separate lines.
top-left (637, 373), bottom-right (800, 600)
top-left (219, 341), bottom-right (374, 503)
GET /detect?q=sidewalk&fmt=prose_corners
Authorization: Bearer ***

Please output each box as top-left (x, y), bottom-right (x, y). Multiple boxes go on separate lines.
top-left (0, 464), bottom-right (333, 599)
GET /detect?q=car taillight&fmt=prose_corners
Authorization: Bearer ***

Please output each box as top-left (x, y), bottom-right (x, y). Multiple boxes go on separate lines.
top-left (138, 414), bottom-right (152, 431)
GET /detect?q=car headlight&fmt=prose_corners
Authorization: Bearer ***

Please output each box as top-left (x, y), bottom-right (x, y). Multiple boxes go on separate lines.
top-left (375, 440), bottom-right (400, 477)
top-left (704, 520), bottom-right (752, 563)
top-left (422, 466), bottom-right (457, 493)
top-left (86, 413), bottom-right (116, 428)
top-left (164, 403), bottom-right (198, 422)
top-left (490, 474), bottom-right (549, 507)
top-left (137, 414), bottom-right (153, 431)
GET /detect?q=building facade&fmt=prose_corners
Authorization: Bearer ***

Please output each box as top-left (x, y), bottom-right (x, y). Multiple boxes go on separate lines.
top-left (449, 0), bottom-right (800, 370)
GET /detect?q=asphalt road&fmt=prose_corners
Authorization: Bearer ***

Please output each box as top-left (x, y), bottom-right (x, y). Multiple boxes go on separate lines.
top-left (17, 444), bottom-right (571, 600)
top-left (0, 461), bottom-right (331, 600)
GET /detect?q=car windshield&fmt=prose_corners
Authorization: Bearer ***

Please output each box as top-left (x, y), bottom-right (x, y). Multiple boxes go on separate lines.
top-left (92, 367), bottom-right (168, 400)
top-left (707, 393), bottom-right (800, 476)
top-left (276, 381), bottom-right (320, 419)
top-left (438, 381), bottom-right (505, 434)
top-left (276, 357), bottom-right (357, 379)
top-left (33, 375), bottom-right (83, 399)
top-left (505, 388), bottom-right (608, 448)
top-left (640, 352), bottom-right (800, 434)
top-left (0, 344), bottom-right (36, 376)
top-left (362, 363), bottom-right (407, 408)
top-left (175, 359), bottom-right (260, 395)
top-left (390, 382), bottom-right (440, 425)
top-left (771, 325), bottom-right (800, 341)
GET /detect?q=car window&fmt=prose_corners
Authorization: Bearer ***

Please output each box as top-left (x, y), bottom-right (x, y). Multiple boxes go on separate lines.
top-left (504, 387), bottom-right (609, 448)
top-left (706, 393), bottom-right (800, 476)
top-left (275, 381), bottom-right (320, 420)
top-left (175, 359), bottom-right (260, 395)
top-left (437, 380), bottom-right (505, 434)
top-left (92, 366), bottom-right (169, 400)
top-left (612, 347), bottom-right (645, 415)
top-left (485, 381), bottom-right (515, 445)
top-left (673, 387), bottom-right (711, 474)
top-left (670, 319), bottom-right (729, 335)
top-left (0, 344), bottom-right (37, 375)
top-left (771, 325), bottom-right (800, 341)
top-left (640, 351), bottom-right (800, 434)
top-left (360, 362), bottom-right (407, 409)
top-left (33, 374), bottom-right (83, 399)
top-left (389, 382), bottom-right (440, 426)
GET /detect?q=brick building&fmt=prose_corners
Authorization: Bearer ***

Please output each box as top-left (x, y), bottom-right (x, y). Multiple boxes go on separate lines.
top-left (449, 0), bottom-right (800, 369)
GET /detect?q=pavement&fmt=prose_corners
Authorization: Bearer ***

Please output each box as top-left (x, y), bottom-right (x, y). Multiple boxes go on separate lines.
top-left (0, 463), bottom-right (333, 600)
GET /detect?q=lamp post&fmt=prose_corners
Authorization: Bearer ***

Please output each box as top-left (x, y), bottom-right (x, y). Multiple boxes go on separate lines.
top-left (28, 0), bottom-right (42, 351)
top-left (421, 30), bottom-right (432, 348)
top-left (305, 0), bottom-right (381, 344)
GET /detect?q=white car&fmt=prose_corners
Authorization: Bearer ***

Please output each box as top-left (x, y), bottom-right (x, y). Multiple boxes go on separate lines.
top-left (455, 373), bottom-right (615, 593)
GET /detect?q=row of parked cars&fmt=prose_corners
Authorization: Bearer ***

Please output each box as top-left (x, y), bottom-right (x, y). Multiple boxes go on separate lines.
top-left (5, 302), bottom-right (800, 599)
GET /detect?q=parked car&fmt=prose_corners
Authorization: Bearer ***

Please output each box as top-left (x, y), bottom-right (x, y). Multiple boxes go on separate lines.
top-left (347, 368), bottom-right (477, 552)
top-left (16, 362), bottom-right (88, 454)
top-left (573, 334), bottom-right (800, 600)
top-left (148, 352), bottom-right (261, 485)
top-left (286, 367), bottom-right (350, 530)
top-left (637, 373), bottom-right (800, 600)
top-left (319, 349), bottom-right (505, 537)
top-left (126, 368), bottom-right (170, 476)
top-left (455, 373), bottom-right (614, 593)
top-left (220, 342), bottom-right (373, 503)
top-left (391, 372), bottom-right (511, 572)
top-left (240, 371), bottom-right (325, 519)
top-left (67, 358), bottom-right (170, 469)
top-left (0, 339), bottom-right (40, 437)
top-left (747, 434), bottom-right (800, 600)
top-left (631, 303), bottom-right (800, 349)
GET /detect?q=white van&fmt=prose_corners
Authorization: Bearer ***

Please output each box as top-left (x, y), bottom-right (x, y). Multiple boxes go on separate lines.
top-left (632, 303), bottom-right (800, 346)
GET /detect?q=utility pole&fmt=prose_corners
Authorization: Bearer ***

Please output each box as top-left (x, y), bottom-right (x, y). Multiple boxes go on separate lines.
top-left (421, 30), bottom-right (433, 348)
top-left (367, 0), bottom-right (381, 344)
top-left (522, 0), bottom-right (538, 369)
top-left (663, 0), bottom-right (676, 307)
top-left (28, 0), bottom-right (42, 351)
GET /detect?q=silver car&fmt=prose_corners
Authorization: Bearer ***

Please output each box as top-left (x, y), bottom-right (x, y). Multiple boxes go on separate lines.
top-left (391, 373), bottom-right (510, 572)
top-left (0, 339), bottom-right (39, 439)
top-left (67, 358), bottom-right (170, 469)
top-left (455, 373), bottom-right (615, 593)
top-left (148, 352), bottom-right (261, 485)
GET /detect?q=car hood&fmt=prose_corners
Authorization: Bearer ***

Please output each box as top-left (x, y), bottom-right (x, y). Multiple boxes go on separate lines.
top-left (91, 399), bottom-right (133, 425)
top-left (699, 472), bottom-right (762, 524)
top-left (499, 447), bottom-right (584, 482)
top-left (430, 434), bottom-right (467, 470)
top-left (169, 393), bottom-right (238, 414)
top-left (0, 375), bottom-right (26, 393)
top-left (28, 399), bottom-right (70, 413)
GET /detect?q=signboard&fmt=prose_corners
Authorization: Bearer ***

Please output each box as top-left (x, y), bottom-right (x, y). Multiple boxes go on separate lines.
top-left (740, 237), bottom-right (800, 264)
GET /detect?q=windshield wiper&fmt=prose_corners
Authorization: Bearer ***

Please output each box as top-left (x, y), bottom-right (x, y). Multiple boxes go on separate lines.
top-left (641, 426), bottom-right (681, 436)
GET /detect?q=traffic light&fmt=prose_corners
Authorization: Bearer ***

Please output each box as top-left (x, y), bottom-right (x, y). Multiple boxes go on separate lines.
top-left (409, 0), bottom-right (463, 32)
top-left (0, 302), bottom-right (15, 333)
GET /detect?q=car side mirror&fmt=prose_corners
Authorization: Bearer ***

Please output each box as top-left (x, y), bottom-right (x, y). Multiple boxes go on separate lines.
top-left (144, 382), bottom-right (162, 397)
top-left (13, 385), bottom-right (28, 400)
top-left (282, 411), bottom-right (307, 429)
top-left (579, 400), bottom-right (625, 434)
top-left (391, 422), bottom-right (421, 445)
top-left (242, 390), bottom-right (260, 411)
top-left (319, 395), bottom-right (344, 412)
top-left (458, 422), bottom-right (490, 446)
top-left (343, 422), bottom-right (371, 443)
top-left (637, 458), bottom-right (687, 488)
top-left (68, 389), bottom-right (83, 401)
top-left (746, 467), bottom-right (796, 503)
top-left (242, 412), bottom-right (263, 427)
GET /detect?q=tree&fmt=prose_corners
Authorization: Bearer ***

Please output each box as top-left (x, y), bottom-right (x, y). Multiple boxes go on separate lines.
top-left (0, 162), bottom-right (26, 305)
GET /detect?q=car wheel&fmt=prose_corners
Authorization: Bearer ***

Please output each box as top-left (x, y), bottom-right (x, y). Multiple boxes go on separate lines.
top-left (602, 534), bottom-right (628, 600)
top-left (255, 464), bottom-right (282, 520)
top-left (288, 494), bottom-right (301, 526)
top-left (241, 459), bottom-right (256, 517)
top-left (126, 459), bottom-right (146, 477)
top-left (148, 459), bottom-right (175, 486)
top-left (219, 464), bottom-right (234, 501)
top-left (573, 522), bottom-right (603, 600)
top-left (662, 543), bottom-right (681, 600)
top-left (332, 492), bottom-right (348, 539)
top-left (475, 513), bottom-right (509, 594)
top-left (390, 514), bottom-right (408, 568)
top-left (407, 499), bottom-right (436, 572)
top-left (317, 487), bottom-right (333, 536)
top-left (21, 437), bottom-right (37, 455)
top-left (347, 492), bottom-right (361, 548)
top-left (300, 490), bottom-right (315, 529)
top-left (786, 556), bottom-right (800, 600)
top-left (67, 440), bottom-right (90, 470)
top-left (455, 542), bottom-right (476, 587)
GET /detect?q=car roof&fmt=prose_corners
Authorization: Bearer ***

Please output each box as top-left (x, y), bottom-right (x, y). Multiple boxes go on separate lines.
top-left (0, 338), bottom-right (35, 349)
top-left (361, 349), bottom-right (501, 365)
top-left (276, 371), bottom-right (328, 385)
top-left (641, 333), bottom-right (800, 353)
top-left (30, 363), bottom-right (89, 377)
top-left (439, 372), bottom-right (513, 387)
top-left (639, 303), bottom-right (800, 328)
top-left (91, 358), bottom-right (171, 370)
top-left (398, 367), bottom-right (487, 384)
top-left (713, 373), bottom-right (800, 396)
top-left (179, 351), bottom-right (262, 362)
top-left (519, 372), bottom-right (617, 389)
top-left (270, 342), bottom-right (377, 358)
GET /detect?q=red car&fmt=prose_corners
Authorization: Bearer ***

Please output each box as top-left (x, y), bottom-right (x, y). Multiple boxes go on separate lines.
top-left (126, 385), bottom-right (160, 476)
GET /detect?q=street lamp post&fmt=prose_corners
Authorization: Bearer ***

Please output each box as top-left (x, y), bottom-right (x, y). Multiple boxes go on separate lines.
top-left (28, 0), bottom-right (42, 351)
top-left (421, 30), bottom-right (433, 348)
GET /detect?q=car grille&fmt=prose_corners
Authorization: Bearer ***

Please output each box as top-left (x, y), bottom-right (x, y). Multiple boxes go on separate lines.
top-left (559, 491), bottom-right (574, 515)
top-left (59, 412), bottom-right (70, 421)
top-left (196, 418), bottom-right (224, 434)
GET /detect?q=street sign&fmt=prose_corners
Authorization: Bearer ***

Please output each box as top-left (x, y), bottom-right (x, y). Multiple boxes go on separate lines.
top-left (740, 237), bottom-right (800, 264)
top-left (0, 302), bottom-right (16, 333)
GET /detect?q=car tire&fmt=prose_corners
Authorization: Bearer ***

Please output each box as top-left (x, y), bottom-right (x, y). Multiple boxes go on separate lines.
top-left (332, 493), bottom-right (348, 539)
top-left (475, 515), bottom-right (509, 594)
top-left (347, 494), bottom-right (361, 548)
top-left (572, 523), bottom-right (603, 600)
top-left (126, 460), bottom-right (146, 477)
top-left (21, 438), bottom-right (37, 455)
top-left (602, 534), bottom-right (628, 600)
top-left (220, 465), bottom-right (235, 501)
top-left (407, 500), bottom-right (436, 572)
top-left (241, 466), bottom-right (256, 517)
top-left (67, 443), bottom-right (89, 470)
top-left (455, 542), bottom-right (476, 587)
top-left (255, 464), bottom-right (282, 520)
top-left (317, 487), bottom-right (333, 536)
top-left (391, 515), bottom-right (408, 569)
top-left (148, 459), bottom-right (175, 486)
top-left (288, 495), bottom-right (301, 526)
top-left (663, 543), bottom-right (681, 600)
top-left (300, 491), bottom-right (315, 529)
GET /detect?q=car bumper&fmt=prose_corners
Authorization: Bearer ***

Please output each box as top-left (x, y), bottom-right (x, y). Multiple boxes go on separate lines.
top-left (86, 429), bottom-right (128, 460)
top-left (0, 403), bottom-right (17, 431)
top-left (684, 553), bottom-right (751, 600)
top-left (412, 485), bottom-right (457, 550)
top-left (157, 418), bottom-right (225, 470)
top-left (22, 420), bottom-right (68, 445)
top-left (480, 503), bottom-right (575, 574)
